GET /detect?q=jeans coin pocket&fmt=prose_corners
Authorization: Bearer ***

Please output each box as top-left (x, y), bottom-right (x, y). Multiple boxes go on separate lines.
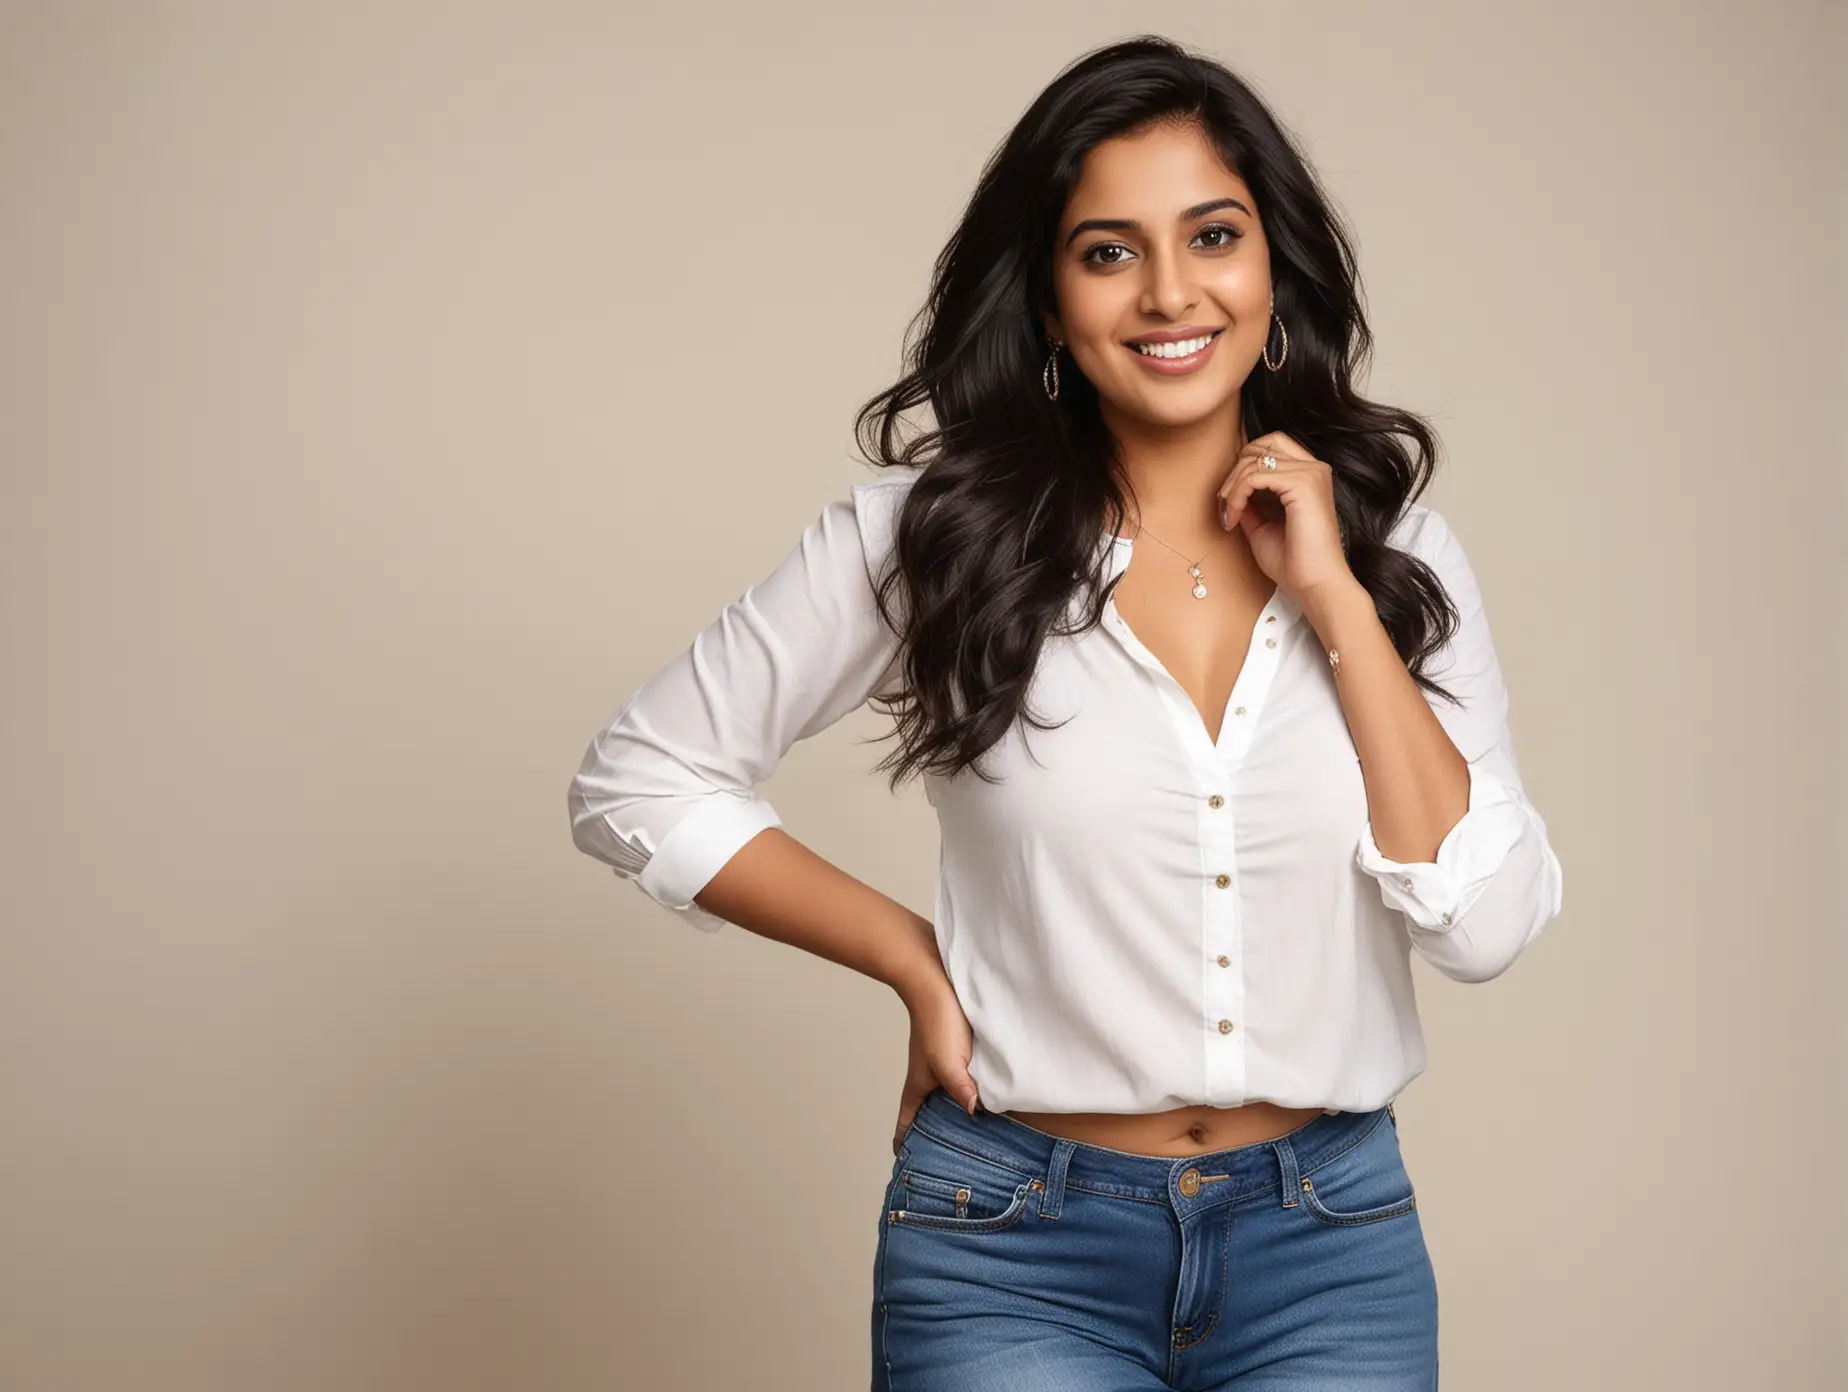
top-left (1296, 1110), bottom-right (1419, 1227)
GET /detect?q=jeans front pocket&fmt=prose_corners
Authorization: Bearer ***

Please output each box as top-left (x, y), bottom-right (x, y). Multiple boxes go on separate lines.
top-left (888, 1126), bottom-right (1039, 1235)
top-left (1296, 1109), bottom-right (1419, 1227)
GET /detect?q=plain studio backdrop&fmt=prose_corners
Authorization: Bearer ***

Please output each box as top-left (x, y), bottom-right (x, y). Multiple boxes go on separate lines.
top-left (3, 3), bottom-right (1843, 1388)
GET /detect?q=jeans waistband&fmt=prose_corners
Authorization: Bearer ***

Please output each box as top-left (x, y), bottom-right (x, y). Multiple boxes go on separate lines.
top-left (908, 1086), bottom-right (1394, 1217)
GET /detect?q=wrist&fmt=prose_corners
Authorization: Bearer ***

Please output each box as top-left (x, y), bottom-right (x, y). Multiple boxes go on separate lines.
top-left (1299, 573), bottom-right (1374, 639)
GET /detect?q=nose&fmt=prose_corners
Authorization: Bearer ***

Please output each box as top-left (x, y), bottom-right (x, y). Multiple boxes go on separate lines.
top-left (1139, 245), bottom-right (1198, 321)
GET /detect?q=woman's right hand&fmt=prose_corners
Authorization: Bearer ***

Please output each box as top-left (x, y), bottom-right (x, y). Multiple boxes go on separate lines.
top-left (892, 974), bottom-right (981, 1155)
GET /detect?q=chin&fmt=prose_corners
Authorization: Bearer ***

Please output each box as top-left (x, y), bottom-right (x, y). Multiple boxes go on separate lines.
top-left (1112, 386), bottom-right (1241, 428)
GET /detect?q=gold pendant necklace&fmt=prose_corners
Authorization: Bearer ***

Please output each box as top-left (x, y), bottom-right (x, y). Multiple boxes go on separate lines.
top-left (1131, 523), bottom-right (1225, 600)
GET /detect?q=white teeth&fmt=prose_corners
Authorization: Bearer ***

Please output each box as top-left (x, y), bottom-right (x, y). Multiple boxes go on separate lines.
top-left (1133, 333), bottom-right (1215, 358)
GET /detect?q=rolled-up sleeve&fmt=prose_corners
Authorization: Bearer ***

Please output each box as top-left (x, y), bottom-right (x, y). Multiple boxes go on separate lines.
top-left (567, 475), bottom-right (912, 932)
top-left (1353, 505), bottom-right (1565, 982)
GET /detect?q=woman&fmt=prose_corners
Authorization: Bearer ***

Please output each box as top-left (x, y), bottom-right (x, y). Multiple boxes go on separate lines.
top-left (569, 33), bottom-right (1562, 1389)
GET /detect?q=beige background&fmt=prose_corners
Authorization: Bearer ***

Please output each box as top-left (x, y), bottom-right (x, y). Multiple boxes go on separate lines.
top-left (4, 3), bottom-right (1843, 1388)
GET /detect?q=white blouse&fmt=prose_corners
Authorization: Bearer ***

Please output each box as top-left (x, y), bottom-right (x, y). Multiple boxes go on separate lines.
top-left (568, 469), bottom-right (1564, 1115)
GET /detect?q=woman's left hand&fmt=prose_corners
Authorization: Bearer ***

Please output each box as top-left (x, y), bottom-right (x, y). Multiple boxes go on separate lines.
top-left (1216, 431), bottom-right (1355, 603)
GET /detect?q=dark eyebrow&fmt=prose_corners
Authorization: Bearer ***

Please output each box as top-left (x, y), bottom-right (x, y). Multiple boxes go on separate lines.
top-left (1064, 197), bottom-right (1252, 248)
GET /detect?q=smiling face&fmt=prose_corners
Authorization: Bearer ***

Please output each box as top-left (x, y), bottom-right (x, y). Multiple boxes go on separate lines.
top-left (1044, 120), bottom-right (1272, 436)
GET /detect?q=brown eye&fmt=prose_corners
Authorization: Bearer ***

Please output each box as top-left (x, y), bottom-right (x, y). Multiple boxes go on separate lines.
top-left (1081, 223), bottom-right (1244, 267)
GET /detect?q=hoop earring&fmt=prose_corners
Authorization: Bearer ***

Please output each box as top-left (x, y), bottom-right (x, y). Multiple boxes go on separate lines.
top-left (1261, 310), bottom-right (1288, 372)
top-left (1043, 340), bottom-right (1062, 400)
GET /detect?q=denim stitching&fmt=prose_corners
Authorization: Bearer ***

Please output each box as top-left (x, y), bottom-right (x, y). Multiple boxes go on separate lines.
top-left (901, 1166), bottom-right (1016, 1222)
top-left (874, 1170), bottom-right (896, 1390)
top-left (1299, 1107), bottom-right (1391, 1180)
top-left (1298, 1181), bottom-right (1418, 1226)
top-left (915, 1106), bottom-right (1343, 1179)
top-left (1293, 1112), bottom-right (1416, 1225)
top-left (902, 1168), bottom-right (973, 1197)
top-left (905, 1119), bottom-right (1038, 1182)
top-left (1057, 1181), bottom-right (1171, 1206)
top-left (1169, 1201), bottom-right (1234, 1362)
top-left (888, 1183), bottom-right (1031, 1233)
top-left (908, 1106), bottom-right (1389, 1209)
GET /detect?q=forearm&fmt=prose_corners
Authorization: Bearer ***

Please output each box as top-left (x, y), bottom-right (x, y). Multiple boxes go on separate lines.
top-left (1293, 509), bottom-right (1563, 982)
top-left (688, 826), bottom-right (949, 1003)
top-left (1300, 576), bottom-right (1471, 862)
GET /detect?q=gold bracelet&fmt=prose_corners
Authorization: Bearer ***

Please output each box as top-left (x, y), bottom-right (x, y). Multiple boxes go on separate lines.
top-left (1327, 648), bottom-right (1341, 677)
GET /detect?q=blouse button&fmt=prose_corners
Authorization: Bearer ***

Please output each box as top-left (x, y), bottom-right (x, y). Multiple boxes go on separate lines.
top-left (1441, 912), bottom-right (1454, 925)
top-left (1234, 706), bottom-right (1247, 717)
top-left (1265, 637), bottom-right (1277, 649)
top-left (1216, 954), bottom-right (1230, 968)
top-left (1207, 793), bottom-right (1224, 809)
top-left (1400, 876), bottom-right (1413, 889)
top-left (1265, 615), bottom-right (1276, 623)
top-left (1218, 1019), bottom-right (1235, 1034)
top-left (1214, 873), bottom-right (1231, 889)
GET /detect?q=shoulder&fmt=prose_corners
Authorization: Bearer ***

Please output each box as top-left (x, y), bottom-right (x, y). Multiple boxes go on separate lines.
top-left (849, 465), bottom-right (924, 515)
top-left (1385, 499), bottom-right (1490, 618)
top-left (847, 466), bottom-right (925, 555)
top-left (1385, 498), bottom-right (1452, 558)
top-left (1386, 498), bottom-right (1477, 581)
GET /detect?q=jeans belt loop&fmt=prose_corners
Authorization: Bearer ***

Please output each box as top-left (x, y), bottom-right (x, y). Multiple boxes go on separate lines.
top-left (1271, 1134), bottom-right (1303, 1208)
top-left (1036, 1139), bottom-right (1077, 1219)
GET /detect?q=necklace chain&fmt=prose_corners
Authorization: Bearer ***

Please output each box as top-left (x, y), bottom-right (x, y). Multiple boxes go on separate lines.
top-left (1129, 521), bottom-right (1226, 600)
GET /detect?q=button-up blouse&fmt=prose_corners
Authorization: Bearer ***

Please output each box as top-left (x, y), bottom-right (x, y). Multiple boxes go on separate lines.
top-left (568, 469), bottom-right (1564, 1115)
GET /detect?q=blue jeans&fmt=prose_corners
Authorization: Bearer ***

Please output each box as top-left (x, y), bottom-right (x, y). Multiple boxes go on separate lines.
top-left (872, 1087), bottom-right (1439, 1389)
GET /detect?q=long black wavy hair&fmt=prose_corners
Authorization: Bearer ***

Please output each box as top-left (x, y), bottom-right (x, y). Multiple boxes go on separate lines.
top-left (855, 34), bottom-right (1462, 790)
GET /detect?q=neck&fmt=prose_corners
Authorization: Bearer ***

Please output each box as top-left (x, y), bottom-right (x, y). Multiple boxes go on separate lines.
top-left (1104, 399), bottom-right (1247, 548)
